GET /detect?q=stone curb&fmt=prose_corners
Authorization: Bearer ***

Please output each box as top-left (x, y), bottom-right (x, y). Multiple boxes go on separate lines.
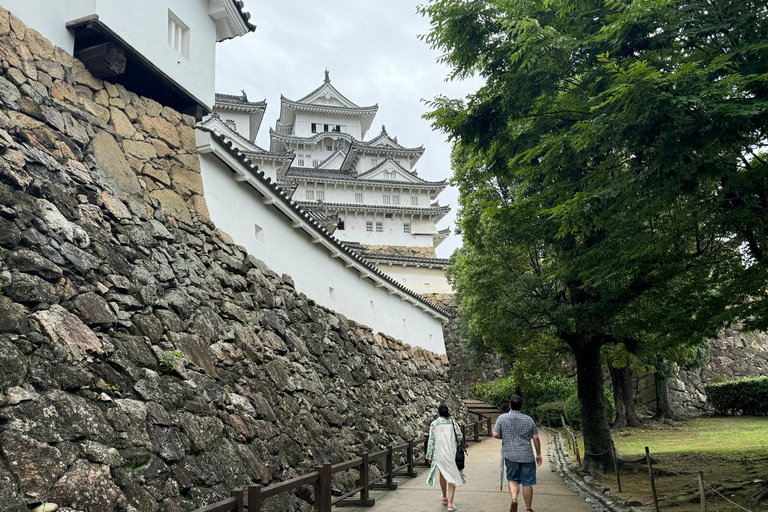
top-left (545, 428), bottom-right (644, 512)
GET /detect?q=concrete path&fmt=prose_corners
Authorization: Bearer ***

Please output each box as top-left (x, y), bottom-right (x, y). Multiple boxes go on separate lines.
top-left (336, 430), bottom-right (597, 512)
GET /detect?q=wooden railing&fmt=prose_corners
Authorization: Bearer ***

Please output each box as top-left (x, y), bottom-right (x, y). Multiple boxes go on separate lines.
top-left (194, 416), bottom-right (494, 512)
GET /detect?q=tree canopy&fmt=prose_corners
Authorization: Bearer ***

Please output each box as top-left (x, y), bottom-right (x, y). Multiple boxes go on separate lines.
top-left (420, 0), bottom-right (768, 471)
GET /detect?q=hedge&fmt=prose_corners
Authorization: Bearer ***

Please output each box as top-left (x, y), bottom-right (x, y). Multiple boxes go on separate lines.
top-left (705, 377), bottom-right (768, 415)
top-left (470, 374), bottom-right (576, 422)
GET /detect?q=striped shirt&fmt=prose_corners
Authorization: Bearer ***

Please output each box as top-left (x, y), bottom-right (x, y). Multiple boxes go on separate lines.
top-left (493, 410), bottom-right (538, 462)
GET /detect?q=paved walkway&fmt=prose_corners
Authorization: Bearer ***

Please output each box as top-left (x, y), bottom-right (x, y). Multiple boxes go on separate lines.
top-left (337, 429), bottom-right (597, 512)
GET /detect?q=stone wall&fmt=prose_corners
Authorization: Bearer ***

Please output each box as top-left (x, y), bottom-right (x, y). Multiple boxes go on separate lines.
top-left (0, 9), bottom-right (467, 512)
top-left (424, 294), bottom-right (506, 395)
top-left (362, 244), bottom-right (438, 258)
top-left (668, 327), bottom-right (768, 417)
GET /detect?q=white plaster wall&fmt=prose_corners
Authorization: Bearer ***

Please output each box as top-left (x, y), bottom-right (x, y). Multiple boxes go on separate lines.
top-left (294, 112), bottom-right (361, 139)
top-left (334, 216), bottom-right (433, 248)
top-left (3, 0), bottom-right (218, 106)
top-left (199, 151), bottom-right (447, 354)
top-left (216, 110), bottom-right (252, 140)
top-left (378, 266), bottom-right (453, 295)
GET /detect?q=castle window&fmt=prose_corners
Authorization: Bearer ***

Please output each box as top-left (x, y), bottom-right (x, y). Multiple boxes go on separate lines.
top-left (297, 158), bottom-right (304, 166)
top-left (411, 196), bottom-right (418, 205)
top-left (313, 160), bottom-right (320, 167)
top-left (336, 125), bottom-right (342, 132)
top-left (366, 221), bottom-right (373, 232)
top-left (167, 11), bottom-right (190, 58)
top-left (371, 158), bottom-right (378, 166)
top-left (324, 124), bottom-right (329, 132)
top-left (326, 145), bottom-right (332, 152)
top-left (329, 287), bottom-right (335, 300)
top-left (392, 196), bottom-right (400, 205)
top-left (254, 223), bottom-right (264, 245)
top-left (316, 191), bottom-right (325, 200)
top-left (337, 220), bottom-right (345, 230)
top-left (306, 190), bottom-right (315, 200)
top-left (298, 144), bottom-right (305, 150)
top-left (311, 123), bottom-right (317, 133)
top-left (376, 222), bottom-right (383, 232)
top-left (403, 223), bottom-right (411, 233)
top-left (355, 193), bottom-right (363, 203)
top-left (383, 195), bottom-right (391, 204)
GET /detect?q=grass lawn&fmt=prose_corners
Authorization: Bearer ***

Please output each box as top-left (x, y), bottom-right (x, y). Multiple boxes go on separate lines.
top-left (564, 417), bottom-right (768, 512)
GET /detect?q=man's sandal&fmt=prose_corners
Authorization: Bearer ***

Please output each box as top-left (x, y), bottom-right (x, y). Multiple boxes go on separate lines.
top-left (509, 497), bottom-right (518, 512)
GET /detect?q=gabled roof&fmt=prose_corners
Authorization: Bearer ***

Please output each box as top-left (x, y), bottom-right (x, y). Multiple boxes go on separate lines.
top-left (318, 149), bottom-right (347, 170)
top-left (275, 72), bottom-right (378, 138)
top-left (269, 128), bottom-right (357, 152)
top-left (195, 126), bottom-right (452, 322)
top-left (340, 127), bottom-right (425, 171)
top-left (214, 91), bottom-right (267, 143)
top-left (356, 159), bottom-right (446, 186)
top-left (213, 0), bottom-right (256, 42)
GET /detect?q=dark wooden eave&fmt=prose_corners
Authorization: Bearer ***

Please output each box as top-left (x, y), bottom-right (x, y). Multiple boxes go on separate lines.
top-left (66, 15), bottom-right (210, 120)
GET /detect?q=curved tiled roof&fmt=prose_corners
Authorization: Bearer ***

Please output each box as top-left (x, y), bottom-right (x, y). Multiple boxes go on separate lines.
top-left (196, 126), bottom-right (453, 320)
top-left (215, 92), bottom-right (266, 109)
top-left (231, 0), bottom-right (256, 32)
top-left (365, 253), bottom-right (451, 268)
top-left (293, 201), bottom-right (451, 218)
top-left (287, 164), bottom-right (447, 188)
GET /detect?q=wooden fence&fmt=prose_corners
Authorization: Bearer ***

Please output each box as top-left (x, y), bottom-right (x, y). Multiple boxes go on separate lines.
top-left (194, 415), bottom-right (494, 512)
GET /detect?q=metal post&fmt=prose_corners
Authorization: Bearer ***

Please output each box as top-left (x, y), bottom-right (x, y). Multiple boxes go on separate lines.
top-left (248, 484), bottom-right (262, 512)
top-left (646, 447), bottom-right (660, 512)
top-left (698, 471), bottom-right (707, 512)
top-left (611, 440), bottom-right (622, 492)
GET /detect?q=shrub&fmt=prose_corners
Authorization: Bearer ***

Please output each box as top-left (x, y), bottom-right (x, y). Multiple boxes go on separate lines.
top-left (705, 377), bottom-right (768, 415)
top-left (563, 389), bottom-right (615, 429)
top-left (472, 373), bottom-right (576, 421)
top-left (535, 401), bottom-right (567, 427)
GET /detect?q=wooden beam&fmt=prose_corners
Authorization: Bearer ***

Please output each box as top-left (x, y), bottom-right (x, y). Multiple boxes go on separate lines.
top-left (75, 42), bottom-right (126, 78)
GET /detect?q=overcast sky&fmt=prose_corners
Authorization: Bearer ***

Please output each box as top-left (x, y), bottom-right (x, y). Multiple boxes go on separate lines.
top-left (215, 1), bottom-right (484, 258)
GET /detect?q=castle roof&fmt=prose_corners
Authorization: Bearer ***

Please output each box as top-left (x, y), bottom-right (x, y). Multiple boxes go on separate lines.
top-left (213, 92), bottom-right (268, 144)
top-left (275, 72), bottom-right (378, 137)
top-left (196, 126), bottom-right (452, 321)
top-left (287, 163), bottom-right (447, 189)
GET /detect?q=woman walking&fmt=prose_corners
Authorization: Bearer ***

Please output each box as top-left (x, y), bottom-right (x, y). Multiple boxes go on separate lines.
top-left (426, 404), bottom-right (466, 511)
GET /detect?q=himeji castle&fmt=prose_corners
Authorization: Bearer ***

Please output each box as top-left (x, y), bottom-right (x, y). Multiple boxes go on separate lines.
top-left (201, 71), bottom-right (453, 295)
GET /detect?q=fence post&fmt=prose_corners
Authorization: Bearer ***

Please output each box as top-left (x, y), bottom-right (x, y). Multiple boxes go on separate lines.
top-left (230, 489), bottom-right (244, 512)
top-left (573, 431), bottom-right (581, 466)
top-left (698, 471), bottom-right (707, 512)
top-left (611, 440), bottom-right (622, 493)
top-left (386, 445), bottom-right (395, 489)
top-left (406, 439), bottom-right (417, 477)
top-left (315, 464), bottom-right (332, 512)
top-left (248, 484), bottom-right (262, 512)
top-left (474, 421), bottom-right (480, 442)
top-left (487, 416), bottom-right (492, 437)
top-left (645, 447), bottom-right (660, 512)
top-left (360, 452), bottom-right (371, 504)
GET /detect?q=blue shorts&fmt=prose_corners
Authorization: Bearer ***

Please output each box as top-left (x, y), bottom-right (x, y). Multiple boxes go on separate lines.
top-left (504, 459), bottom-right (537, 486)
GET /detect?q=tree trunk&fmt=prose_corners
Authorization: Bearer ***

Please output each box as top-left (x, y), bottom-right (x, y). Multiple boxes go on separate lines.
top-left (572, 339), bottom-right (613, 474)
top-left (608, 362), bottom-right (627, 428)
top-left (654, 372), bottom-right (673, 419)
top-left (610, 364), bottom-right (642, 428)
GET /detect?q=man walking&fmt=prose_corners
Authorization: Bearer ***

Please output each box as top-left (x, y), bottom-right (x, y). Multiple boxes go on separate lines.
top-left (493, 394), bottom-right (543, 512)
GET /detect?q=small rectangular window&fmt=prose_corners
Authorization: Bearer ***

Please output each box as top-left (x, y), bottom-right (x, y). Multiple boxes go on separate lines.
top-left (403, 318), bottom-right (407, 332)
top-left (371, 158), bottom-right (378, 166)
top-left (254, 223), bottom-right (264, 245)
top-left (298, 144), bottom-right (305, 150)
top-left (411, 196), bottom-right (418, 205)
top-left (167, 11), bottom-right (190, 58)
top-left (325, 145), bottom-right (332, 152)
top-left (324, 124), bottom-right (329, 132)
top-left (370, 300), bottom-right (375, 309)
top-left (392, 196), bottom-right (400, 205)
top-left (366, 221), bottom-right (373, 232)
top-left (313, 160), bottom-right (320, 167)
top-left (392, 172), bottom-right (397, 179)
top-left (329, 287), bottom-right (335, 300)
top-left (311, 123), bottom-right (317, 133)
top-left (355, 193), bottom-right (363, 203)
top-left (316, 191), bottom-right (325, 200)
top-left (297, 158), bottom-right (305, 166)
top-left (306, 190), bottom-right (314, 200)
top-left (376, 222), bottom-right (383, 232)
top-left (403, 223), bottom-right (410, 233)
top-left (336, 125), bottom-right (341, 132)
top-left (383, 195), bottom-right (391, 204)
top-left (337, 220), bottom-right (345, 230)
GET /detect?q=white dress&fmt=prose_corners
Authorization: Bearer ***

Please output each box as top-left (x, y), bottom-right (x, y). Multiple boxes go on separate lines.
top-left (426, 417), bottom-right (466, 486)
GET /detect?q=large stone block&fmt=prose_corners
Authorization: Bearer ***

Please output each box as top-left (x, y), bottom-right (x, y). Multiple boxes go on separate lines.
top-left (24, 28), bottom-right (54, 60)
top-left (139, 115), bottom-right (180, 148)
top-left (87, 131), bottom-right (141, 199)
top-left (171, 165), bottom-right (204, 197)
top-left (149, 188), bottom-right (192, 224)
top-left (0, 431), bottom-right (67, 500)
top-left (31, 305), bottom-right (103, 362)
top-left (0, 5), bottom-right (10, 37)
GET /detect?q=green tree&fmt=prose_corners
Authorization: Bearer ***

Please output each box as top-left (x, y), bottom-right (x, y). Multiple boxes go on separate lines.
top-left (421, 0), bottom-right (767, 472)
